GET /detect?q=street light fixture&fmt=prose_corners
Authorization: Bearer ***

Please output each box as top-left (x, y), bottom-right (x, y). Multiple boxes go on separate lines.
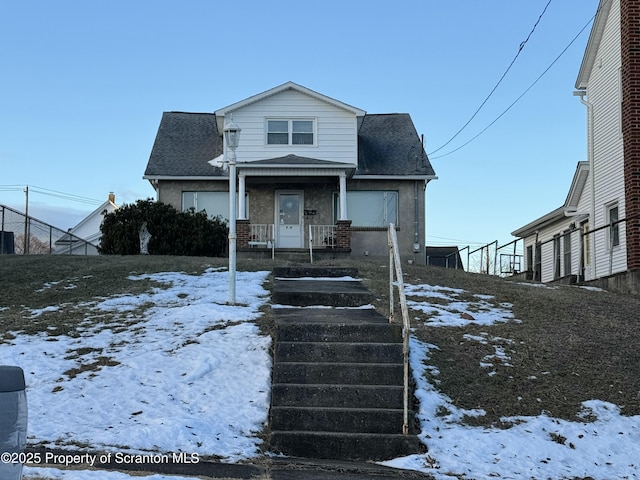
top-left (224, 115), bottom-right (241, 304)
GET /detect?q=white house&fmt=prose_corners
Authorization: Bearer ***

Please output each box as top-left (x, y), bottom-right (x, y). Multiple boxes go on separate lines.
top-left (512, 0), bottom-right (640, 292)
top-left (143, 82), bottom-right (437, 263)
top-left (54, 193), bottom-right (118, 255)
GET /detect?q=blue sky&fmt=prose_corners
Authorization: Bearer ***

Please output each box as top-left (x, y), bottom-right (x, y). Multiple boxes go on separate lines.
top-left (1, 0), bottom-right (599, 251)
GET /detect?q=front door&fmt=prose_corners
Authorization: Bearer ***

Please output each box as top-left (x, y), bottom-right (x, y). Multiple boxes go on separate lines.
top-left (276, 191), bottom-right (303, 248)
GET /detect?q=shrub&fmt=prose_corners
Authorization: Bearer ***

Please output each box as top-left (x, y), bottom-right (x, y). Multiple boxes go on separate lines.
top-left (99, 199), bottom-right (228, 256)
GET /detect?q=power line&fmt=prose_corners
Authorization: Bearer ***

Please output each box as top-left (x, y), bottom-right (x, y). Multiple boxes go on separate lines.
top-left (428, 0), bottom-right (553, 156)
top-left (430, 11), bottom-right (595, 160)
top-left (0, 184), bottom-right (104, 206)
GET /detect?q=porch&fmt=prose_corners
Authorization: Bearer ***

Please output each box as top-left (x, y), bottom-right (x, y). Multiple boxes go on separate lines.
top-left (236, 220), bottom-right (352, 259)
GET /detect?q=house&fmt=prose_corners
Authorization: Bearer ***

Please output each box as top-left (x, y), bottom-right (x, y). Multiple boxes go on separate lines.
top-left (512, 0), bottom-right (640, 292)
top-left (143, 82), bottom-right (436, 263)
top-left (54, 193), bottom-right (118, 255)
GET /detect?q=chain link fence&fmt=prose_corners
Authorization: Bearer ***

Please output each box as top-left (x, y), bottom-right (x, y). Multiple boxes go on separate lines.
top-left (0, 205), bottom-right (97, 255)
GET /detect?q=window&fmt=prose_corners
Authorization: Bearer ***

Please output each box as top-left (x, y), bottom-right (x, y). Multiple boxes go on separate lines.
top-left (553, 235), bottom-right (561, 280)
top-left (182, 191), bottom-right (248, 221)
top-left (563, 229), bottom-right (572, 277)
top-left (581, 220), bottom-right (591, 266)
top-left (334, 191), bottom-right (398, 227)
top-left (267, 119), bottom-right (314, 145)
top-left (607, 204), bottom-right (620, 248)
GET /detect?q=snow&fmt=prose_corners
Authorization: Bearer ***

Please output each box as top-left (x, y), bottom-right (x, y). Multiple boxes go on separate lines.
top-left (381, 281), bottom-right (640, 479)
top-left (1, 271), bottom-right (638, 479)
top-left (0, 269), bottom-right (272, 479)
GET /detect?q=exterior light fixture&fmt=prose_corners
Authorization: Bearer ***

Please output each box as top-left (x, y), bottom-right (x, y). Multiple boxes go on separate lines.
top-left (223, 115), bottom-right (241, 304)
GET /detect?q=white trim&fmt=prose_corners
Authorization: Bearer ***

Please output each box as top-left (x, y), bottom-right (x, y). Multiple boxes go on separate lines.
top-left (144, 175), bottom-right (229, 181)
top-left (575, 0), bottom-right (614, 89)
top-left (215, 81), bottom-right (366, 119)
top-left (238, 166), bottom-right (350, 177)
top-left (352, 174), bottom-right (437, 180)
top-left (265, 117), bottom-right (317, 147)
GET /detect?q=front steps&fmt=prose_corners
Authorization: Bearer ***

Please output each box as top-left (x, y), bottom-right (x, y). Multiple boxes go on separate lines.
top-left (268, 267), bottom-right (424, 461)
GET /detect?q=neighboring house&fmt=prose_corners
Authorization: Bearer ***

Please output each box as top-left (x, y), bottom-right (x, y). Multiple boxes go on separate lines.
top-left (54, 193), bottom-right (118, 255)
top-left (512, 0), bottom-right (640, 292)
top-left (143, 82), bottom-right (436, 263)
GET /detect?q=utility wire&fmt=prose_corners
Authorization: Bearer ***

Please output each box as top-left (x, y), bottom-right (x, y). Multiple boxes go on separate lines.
top-left (29, 185), bottom-right (104, 205)
top-left (428, 0), bottom-right (553, 156)
top-left (0, 184), bottom-right (103, 206)
top-left (430, 11), bottom-right (595, 160)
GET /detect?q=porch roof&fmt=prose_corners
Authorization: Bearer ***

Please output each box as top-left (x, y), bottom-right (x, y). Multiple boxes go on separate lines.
top-left (237, 154), bottom-right (355, 176)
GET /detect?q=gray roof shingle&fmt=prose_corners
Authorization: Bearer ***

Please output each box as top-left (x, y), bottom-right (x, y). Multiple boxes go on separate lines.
top-left (144, 112), bottom-right (435, 178)
top-left (357, 114), bottom-right (435, 177)
top-left (144, 112), bottom-right (224, 177)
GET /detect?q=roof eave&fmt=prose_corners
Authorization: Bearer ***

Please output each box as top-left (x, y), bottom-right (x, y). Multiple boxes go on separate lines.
top-left (215, 81), bottom-right (366, 119)
top-left (143, 175), bottom-right (229, 181)
top-left (352, 174), bottom-right (437, 181)
top-left (576, 0), bottom-right (613, 89)
top-left (511, 207), bottom-right (566, 238)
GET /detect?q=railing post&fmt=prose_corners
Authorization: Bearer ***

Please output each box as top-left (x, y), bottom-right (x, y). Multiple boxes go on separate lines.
top-left (387, 224), bottom-right (410, 435)
top-left (388, 229), bottom-right (394, 323)
top-left (309, 224), bottom-right (313, 264)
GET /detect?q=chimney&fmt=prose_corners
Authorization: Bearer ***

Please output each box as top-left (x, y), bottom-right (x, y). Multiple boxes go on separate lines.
top-left (108, 192), bottom-right (115, 203)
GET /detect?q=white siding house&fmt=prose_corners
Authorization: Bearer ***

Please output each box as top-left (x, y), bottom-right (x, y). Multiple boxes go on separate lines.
top-left (143, 82), bottom-right (437, 262)
top-left (54, 193), bottom-right (118, 255)
top-left (512, 0), bottom-right (640, 292)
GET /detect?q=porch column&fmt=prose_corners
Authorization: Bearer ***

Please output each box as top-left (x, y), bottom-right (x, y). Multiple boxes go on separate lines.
top-left (338, 171), bottom-right (347, 220)
top-left (238, 172), bottom-right (246, 220)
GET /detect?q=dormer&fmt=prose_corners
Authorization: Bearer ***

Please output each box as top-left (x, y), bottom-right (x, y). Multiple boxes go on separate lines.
top-left (214, 82), bottom-right (366, 166)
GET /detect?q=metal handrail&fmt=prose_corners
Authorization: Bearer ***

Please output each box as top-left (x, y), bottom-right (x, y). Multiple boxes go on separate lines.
top-left (387, 223), bottom-right (411, 435)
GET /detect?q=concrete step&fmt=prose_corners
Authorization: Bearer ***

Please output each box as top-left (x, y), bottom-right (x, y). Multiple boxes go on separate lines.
top-left (273, 362), bottom-right (404, 386)
top-left (274, 342), bottom-right (403, 364)
top-left (269, 431), bottom-right (425, 461)
top-left (270, 406), bottom-right (412, 434)
top-left (274, 307), bottom-right (389, 323)
top-left (273, 266), bottom-right (359, 278)
top-left (270, 384), bottom-right (405, 409)
top-left (274, 309), bottom-right (402, 344)
top-left (272, 279), bottom-right (374, 307)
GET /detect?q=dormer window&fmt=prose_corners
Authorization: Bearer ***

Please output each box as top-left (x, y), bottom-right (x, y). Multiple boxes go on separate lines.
top-left (267, 119), bottom-right (315, 145)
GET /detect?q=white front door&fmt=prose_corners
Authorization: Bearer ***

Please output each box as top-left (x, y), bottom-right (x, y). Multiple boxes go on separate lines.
top-left (276, 191), bottom-right (303, 248)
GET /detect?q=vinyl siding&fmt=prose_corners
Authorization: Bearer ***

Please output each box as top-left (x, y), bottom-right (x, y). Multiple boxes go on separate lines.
top-left (587, 0), bottom-right (627, 279)
top-left (225, 89), bottom-right (358, 165)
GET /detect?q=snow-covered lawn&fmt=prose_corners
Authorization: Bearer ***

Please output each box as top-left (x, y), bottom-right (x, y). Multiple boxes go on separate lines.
top-left (0, 268), bottom-right (271, 479)
top-left (383, 282), bottom-right (640, 480)
top-left (2, 270), bottom-right (639, 479)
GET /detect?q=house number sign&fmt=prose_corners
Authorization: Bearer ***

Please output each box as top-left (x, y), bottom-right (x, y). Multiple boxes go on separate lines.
top-left (304, 209), bottom-right (317, 216)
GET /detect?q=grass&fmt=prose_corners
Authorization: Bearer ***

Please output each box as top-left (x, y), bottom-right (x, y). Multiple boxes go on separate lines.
top-left (2, 254), bottom-right (640, 431)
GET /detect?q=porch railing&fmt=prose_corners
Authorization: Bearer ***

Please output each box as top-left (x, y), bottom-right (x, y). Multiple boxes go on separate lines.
top-left (248, 224), bottom-right (275, 259)
top-left (309, 225), bottom-right (336, 248)
top-left (308, 224), bottom-right (337, 263)
top-left (387, 223), bottom-right (411, 435)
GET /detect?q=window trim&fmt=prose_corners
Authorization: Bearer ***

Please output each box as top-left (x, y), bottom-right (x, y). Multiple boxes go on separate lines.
top-left (266, 118), bottom-right (316, 146)
top-left (606, 202), bottom-right (620, 250)
top-left (333, 190), bottom-right (399, 227)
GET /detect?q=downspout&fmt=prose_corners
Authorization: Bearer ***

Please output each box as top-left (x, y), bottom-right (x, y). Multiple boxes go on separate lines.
top-left (575, 90), bottom-right (596, 278)
top-left (414, 180), bottom-right (420, 252)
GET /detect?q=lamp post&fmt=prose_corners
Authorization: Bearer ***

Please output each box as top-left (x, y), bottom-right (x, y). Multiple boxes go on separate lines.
top-left (224, 116), bottom-right (241, 305)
